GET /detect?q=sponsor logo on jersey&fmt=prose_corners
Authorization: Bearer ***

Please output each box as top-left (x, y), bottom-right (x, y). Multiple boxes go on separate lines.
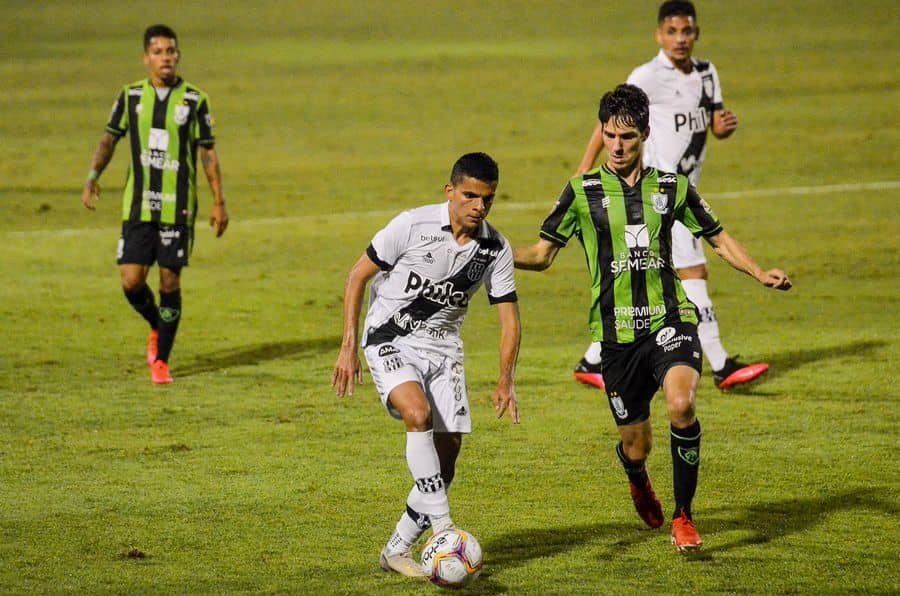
top-left (615, 305), bottom-right (666, 317)
top-left (143, 190), bottom-right (176, 212)
top-left (420, 234), bottom-right (446, 242)
top-left (174, 104), bottom-right (190, 126)
top-left (674, 107), bottom-right (710, 133)
top-left (423, 251), bottom-right (434, 264)
top-left (583, 178), bottom-right (602, 188)
top-left (128, 88), bottom-right (144, 97)
top-left (142, 128), bottom-right (180, 171)
top-left (651, 192), bottom-right (669, 214)
top-left (377, 345), bottom-right (399, 357)
top-left (657, 173), bottom-right (677, 184)
top-left (184, 91), bottom-right (200, 102)
top-left (404, 271), bottom-right (469, 307)
top-left (699, 198), bottom-right (713, 214)
top-left (624, 224), bottom-right (649, 249)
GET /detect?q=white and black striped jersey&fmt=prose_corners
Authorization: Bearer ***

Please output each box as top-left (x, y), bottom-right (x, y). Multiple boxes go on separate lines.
top-left (363, 202), bottom-right (517, 350)
top-left (627, 49), bottom-right (725, 185)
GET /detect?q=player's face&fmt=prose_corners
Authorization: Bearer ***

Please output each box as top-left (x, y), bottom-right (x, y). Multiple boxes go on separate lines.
top-left (144, 36), bottom-right (179, 86)
top-left (656, 15), bottom-right (698, 67)
top-left (445, 176), bottom-right (497, 236)
top-left (602, 118), bottom-right (647, 174)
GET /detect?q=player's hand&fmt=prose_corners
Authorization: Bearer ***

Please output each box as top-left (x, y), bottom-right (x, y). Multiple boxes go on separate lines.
top-left (210, 203), bottom-right (229, 237)
top-left (713, 109), bottom-right (739, 138)
top-left (332, 348), bottom-right (363, 397)
top-left (492, 383), bottom-right (520, 424)
top-left (761, 269), bottom-right (792, 291)
top-left (82, 181), bottom-right (100, 210)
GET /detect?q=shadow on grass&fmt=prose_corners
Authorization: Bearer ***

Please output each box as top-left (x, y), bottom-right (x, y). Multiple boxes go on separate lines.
top-left (720, 339), bottom-right (888, 395)
top-left (699, 487), bottom-right (898, 557)
top-left (176, 337), bottom-right (340, 377)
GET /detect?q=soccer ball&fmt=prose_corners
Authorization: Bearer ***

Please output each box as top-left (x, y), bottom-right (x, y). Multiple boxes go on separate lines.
top-left (420, 528), bottom-right (483, 588)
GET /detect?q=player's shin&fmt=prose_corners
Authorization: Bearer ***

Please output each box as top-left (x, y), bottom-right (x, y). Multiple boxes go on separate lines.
top-left (670, 420), bottom-right (701, 519)
top-left (405, 430), bottom-right (453, 532)
top-left (156, 289), bottom-right (181, 363)
top-left (124, 284), bottom-right (159, 329)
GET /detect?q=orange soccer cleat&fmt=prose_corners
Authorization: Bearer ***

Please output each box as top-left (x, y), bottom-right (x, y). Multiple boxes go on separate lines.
top-left (151, 359), bottom-right (173, 384)
top-left (671, 509), bottom-right (703, 552)
top-left (574, 358), bottom-right (605, 390)
top-left (147, 330), bottom-right (159, 366)
top-left (629, 476), bottom-right (664, 529)
top-left (714, 357), bottom-right (769, 391)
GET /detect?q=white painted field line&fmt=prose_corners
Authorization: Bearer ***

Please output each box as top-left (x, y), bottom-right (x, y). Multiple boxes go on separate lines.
top-left (7, 180), bottom-right (899, 238)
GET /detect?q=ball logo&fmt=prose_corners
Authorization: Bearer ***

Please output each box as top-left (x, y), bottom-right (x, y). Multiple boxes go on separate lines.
top-left (656, 326), bottom-right (676, 345)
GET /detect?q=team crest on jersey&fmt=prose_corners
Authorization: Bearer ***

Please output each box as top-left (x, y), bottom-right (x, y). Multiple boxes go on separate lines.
top-left (174, 104), bottom-right (190, 126)
top-left (651, 192), bottom-right (669, 214)
top-left (467, 261), bottom-right (485, 281)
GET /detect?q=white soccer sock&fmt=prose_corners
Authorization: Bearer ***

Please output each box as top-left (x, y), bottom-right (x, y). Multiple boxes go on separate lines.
top-left (584, 342), bottom-right (603, 365)
top-left (384, 510), bottom-right (426, 555)
top-left (681, 279), bottom-right (728, 371)
top-left (404, 430), bottom-right (450, 517)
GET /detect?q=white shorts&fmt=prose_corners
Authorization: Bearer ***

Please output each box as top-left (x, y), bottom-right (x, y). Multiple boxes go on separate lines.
top-left (671, 220), bottom-right (707, 269)
top-left (364, 341), bottom-right (471, 434)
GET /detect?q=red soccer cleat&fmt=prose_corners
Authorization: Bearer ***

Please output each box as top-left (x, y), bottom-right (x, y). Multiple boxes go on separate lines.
top-left (629, 475), bottom-right (664, 529)
top-left (714, 357), bottom-right (769, 391)
top-left (671, 509), bottom-right (703, 552)
top-left (147, 330), bottom-right (159, 366)
top-left (574, 358), bottom-right (605, 390)
top-left (151, 359), bottom-right (173, 384)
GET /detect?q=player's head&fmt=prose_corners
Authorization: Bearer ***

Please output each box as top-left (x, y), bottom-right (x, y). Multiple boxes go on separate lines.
top-left (445, 153), bottom-right (499, 232)
top-left (599, 85), bottom-right (650, 172)
top-left (143, 24), bottom-right (179, 85)
top-left (656, 1), bottom-right (699, 67)
top-left (450, 152), bottom-right (499, 187)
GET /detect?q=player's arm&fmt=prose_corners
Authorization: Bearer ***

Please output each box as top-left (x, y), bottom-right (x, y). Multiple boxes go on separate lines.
top-left (513, 238), bottom-right (561, 271)
top-left (575, 122), bottom-right (604, 175)
top-left (332, 252), bottom-right (381, 397)
top-left (81, 131), bottom-right (120, 210)
top-left (711, 109), bottom-right (738, 139)
top-left (705, 230), bottom-right (792, 290)
top-left (493, 301), bottom-right (521, 424)
top-left (200, 146), bottom-right (229, 237)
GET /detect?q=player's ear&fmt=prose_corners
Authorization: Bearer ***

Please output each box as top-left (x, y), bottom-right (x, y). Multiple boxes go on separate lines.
top-left (642, 127), bottom-right (650, 142)
top-left (443, 183), bottom-right (454, 199)
top-left (655, 27), bottom-right (664, 46)
top-left (695, 26), bottom-right (700, 41)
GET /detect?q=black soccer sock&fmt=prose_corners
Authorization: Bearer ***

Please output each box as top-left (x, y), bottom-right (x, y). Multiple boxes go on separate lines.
top-left (156, 289), bottom-right (182, 363)
top-left (616, 441), bottom-right (649, 487)
top-left (671, 420), bottom-right (702, 519)
top-left (123, 284), bottom-right (159, 330)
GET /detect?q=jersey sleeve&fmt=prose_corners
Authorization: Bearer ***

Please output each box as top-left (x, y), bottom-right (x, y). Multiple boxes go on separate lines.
top-left (485, 237), bottom-right (517, 304)
top-left (709, 63), bottom-right (725, 111)
top-left (194, 94), bottom-right (215, 148)
top-left (539, 183), bottom-right (579, 246)
top-left (367, 211), bottom-right (412, 271)
top-left (105, 89), bottom-right (128, 137)
top-left (678, 184), bottom-right (723, 238)
top-left (626, 64), bottom-right (652, 92)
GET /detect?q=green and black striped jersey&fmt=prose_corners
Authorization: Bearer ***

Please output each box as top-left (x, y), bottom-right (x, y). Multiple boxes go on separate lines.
top-left (540, 166), bottom-right (723, 343)
top-left (106, 78), bottom-right (215, 226)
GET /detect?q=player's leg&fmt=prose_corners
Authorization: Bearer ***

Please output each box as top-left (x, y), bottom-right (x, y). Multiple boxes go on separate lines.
top-left (673, 223), bottom-right (768, 390)
top-left (574, 341), bottom-right (605, 389)
top-left (151, 225), bottom-right (190, 384)
top-left (602, 339), bottom-right (663, 529)
top-left (117, 223), bottom-right (160, 368)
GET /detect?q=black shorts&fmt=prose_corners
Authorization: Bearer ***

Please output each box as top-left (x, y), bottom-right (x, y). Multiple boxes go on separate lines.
top-left (601, 321), bottom-right (702, 426)
top-left (117, 222), bottom-right (192, 270)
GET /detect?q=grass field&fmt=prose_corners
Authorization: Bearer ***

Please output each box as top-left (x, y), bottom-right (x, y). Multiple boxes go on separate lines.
top-left (1, 1), bottom-right (898, 593)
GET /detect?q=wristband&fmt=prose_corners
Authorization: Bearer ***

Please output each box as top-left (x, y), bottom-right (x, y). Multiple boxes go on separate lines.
top-left (86, 169), bottom-right (99, 183)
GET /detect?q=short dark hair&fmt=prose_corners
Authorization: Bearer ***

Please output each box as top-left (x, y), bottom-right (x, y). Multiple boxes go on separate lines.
top-left (143, 24), bottom-right (178, 50)
top-left (658, 0), bottom-right (696, 22)
top-left (598, 84), bottom-right (650, 133)
top-left (450, 152), bottom-right (499, 186)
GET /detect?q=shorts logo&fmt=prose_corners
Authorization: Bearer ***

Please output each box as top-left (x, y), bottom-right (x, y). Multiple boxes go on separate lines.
top-left (656, 327), bottom-right (676, 345)
top-left (677, 446), bottom-right (700, 466)
top-left (609, 391), bottom-right (628, 419)
top-left (455, 406), bottom-right (467, 417)
top-left (651, 192), bottom-right (669, 214)
top-left (624, 224), bottom-right (649, 249)
top-left (377, 345), bottom-right (399, 357)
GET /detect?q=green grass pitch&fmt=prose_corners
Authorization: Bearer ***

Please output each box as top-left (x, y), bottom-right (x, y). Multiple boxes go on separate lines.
top-left (1, 1), bottom-right (898, 593)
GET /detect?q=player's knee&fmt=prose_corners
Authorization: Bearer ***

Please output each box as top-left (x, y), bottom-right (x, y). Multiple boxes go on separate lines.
top-left (120, 273), bottom-right (146, 293)
top-left (667, 397), bottom-right (696, 426)
top-left (402, 405), bottom-right (432, 431)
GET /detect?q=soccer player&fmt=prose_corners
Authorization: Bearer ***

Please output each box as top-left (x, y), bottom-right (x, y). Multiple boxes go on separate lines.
top-left (332, 153), bottom-right (520, 576)
top-left (81, 24), bottom-right (228, 384)
top-left (572, 0), bottom-right (765, 391)
top-left (514, 85), bottom-right (790, 550)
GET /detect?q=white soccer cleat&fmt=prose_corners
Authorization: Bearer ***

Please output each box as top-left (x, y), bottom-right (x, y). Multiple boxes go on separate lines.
top-left (379, 548), bottom-right (426, 577)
